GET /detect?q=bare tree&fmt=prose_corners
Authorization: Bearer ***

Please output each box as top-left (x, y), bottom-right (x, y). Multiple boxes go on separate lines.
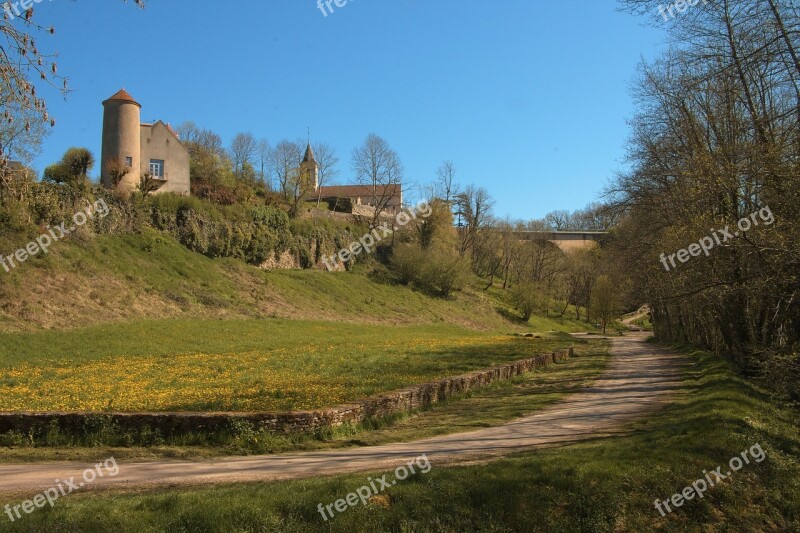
top-left (287, 142), bottom-right (320, 217)
top-left (0, 0), bottom-right (144, 129)
top-left (544, 210), bottom-right (572, 231)
top-left (0, 87), bottom-right (48, 167)
top-left (575, 202), bottom-right (619, 230)
top-left (268, 140), bottom-right (303, 199)
top-left (351, 133), bottom-right (404, 227)
top-left (313, 142), bottom-right (339, 207)
top-left (105, 158), bottom-right (131, 188)
top-left (454, 185), bottom-right (494, 258)
top-left (435, 160), bottom-right (459, 203)
top-left (176, 121), bottom-right (230, 188)
top-left (0, 161), bottom-right (34, 202)
top-left (229, 132), bottom-right (258, 177)
top-left (590, 275), bottom-right (616, 334)
top-left (175, 121), bottom-right (200, 144)
top-left (177, 122), bottom-right (227, 160)
top-left (472, 218), bottom-right (515, 289)
top-left (562, 248), bottom-right (599, 321)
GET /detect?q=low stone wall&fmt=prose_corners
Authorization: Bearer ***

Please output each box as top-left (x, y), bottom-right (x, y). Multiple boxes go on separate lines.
top-left (0, 348), bottom-right (573, 437)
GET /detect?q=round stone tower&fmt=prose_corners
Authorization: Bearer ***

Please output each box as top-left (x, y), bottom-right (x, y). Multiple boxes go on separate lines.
top-left (101, 88), bottom-right (141, 195)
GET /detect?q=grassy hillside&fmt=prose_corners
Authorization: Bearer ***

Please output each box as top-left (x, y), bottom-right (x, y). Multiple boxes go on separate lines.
top-left (0, 229), bottom-right (595, 334)
top-left (0, 230), bottom-right (469, 331)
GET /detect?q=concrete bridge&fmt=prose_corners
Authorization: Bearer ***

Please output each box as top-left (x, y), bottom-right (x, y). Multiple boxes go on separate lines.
top-left (515, 230), bottom-right (608, 252)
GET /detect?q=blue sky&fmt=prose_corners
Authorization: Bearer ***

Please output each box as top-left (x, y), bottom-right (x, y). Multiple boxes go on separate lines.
top-left (26, 0), bottom-right (665, 220)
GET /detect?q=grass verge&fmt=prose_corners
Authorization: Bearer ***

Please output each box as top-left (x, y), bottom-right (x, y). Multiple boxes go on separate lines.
top-left (1, 343), bottom-right (797, 531)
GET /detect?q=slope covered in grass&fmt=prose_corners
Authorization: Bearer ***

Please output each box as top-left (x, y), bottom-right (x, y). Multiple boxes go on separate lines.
top-left (0, 229), bottom-right (520, 333)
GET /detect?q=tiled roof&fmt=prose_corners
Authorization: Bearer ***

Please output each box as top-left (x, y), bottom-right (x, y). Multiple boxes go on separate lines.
top-left (103, 88), bottom-right (141, 107)
top-left (165, 123), bottom-right (179, 138)
top-left (317, 184), bottom-right (401, 199)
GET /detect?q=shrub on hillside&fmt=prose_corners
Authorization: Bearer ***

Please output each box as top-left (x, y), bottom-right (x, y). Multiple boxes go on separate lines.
top-left (390, 243), bottom-right (425, 285)
top-left (245, 227), bottom-right (279, 264)
top-left (191, 182), bottom-right (239, 205)
top-left (146, 196), bottom-right (296, 264)
top-left (27, 182), bottom-right (89, 226)
top-left (510, 282), bottom-right (546, 321)
top-left (390, 243), bottom-right (469, 296)
top-left (291, 217), bottom-right (367, 269)
top-left (250, 205), bottom-right (290, 229)
top-left (417, 246), bottom-right (470, 296)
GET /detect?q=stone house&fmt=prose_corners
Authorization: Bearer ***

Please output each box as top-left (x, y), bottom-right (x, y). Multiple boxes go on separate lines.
top-left (100, 89), bottom-right (190, 196)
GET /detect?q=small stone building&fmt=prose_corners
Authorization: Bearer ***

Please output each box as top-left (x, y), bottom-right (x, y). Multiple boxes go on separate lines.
top-left (100, 89), bottom-right (190, 196)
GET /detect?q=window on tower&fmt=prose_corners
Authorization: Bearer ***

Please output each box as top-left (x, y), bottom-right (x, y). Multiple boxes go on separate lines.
top-left (125, 156), bottom-right (133, 168)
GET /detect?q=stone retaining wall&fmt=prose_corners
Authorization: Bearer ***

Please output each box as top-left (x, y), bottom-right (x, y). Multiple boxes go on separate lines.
top-left (0, 348), bottom-right (573, 437)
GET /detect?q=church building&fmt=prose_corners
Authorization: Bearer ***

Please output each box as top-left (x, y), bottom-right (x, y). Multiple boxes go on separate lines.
top-left (299, 143), bottom-right (402, 217)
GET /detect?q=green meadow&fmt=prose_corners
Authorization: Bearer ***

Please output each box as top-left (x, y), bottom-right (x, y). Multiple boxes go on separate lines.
top-left (1, 343), bottom-right (797, 532)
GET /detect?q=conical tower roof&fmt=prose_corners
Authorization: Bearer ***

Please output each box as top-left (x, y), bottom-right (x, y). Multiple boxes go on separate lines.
top-left (302, 143), bottom-right (316, 164)
top-left (102, 88), bottom-right (141, 108)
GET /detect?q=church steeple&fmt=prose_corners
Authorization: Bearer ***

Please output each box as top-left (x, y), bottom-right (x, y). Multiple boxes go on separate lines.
top-left (302, 142), bottom-right (316, 164)
top-left (300, 142), bottom-right (319, 190)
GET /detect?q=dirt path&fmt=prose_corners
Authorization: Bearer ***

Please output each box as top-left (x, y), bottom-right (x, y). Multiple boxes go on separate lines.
top-left (621, 304), bottom-right (651, 331)
top-left (0, 333), bottom-right (684, 494)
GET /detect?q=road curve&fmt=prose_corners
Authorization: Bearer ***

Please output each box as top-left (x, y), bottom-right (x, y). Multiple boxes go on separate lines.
top-left (0, 333), bottom-right (684, 494)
